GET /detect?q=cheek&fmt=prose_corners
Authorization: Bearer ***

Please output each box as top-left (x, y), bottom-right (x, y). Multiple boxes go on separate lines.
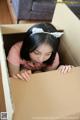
top-left (44, 55), bottom-right (51, 61)
top-left (29, 53), bottom-right (38, 60)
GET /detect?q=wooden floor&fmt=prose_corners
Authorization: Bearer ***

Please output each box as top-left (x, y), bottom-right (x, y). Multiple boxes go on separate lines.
top-left (0, 0), bottom-right (48, 24)
top-left (0, 0), bottom-right (12, 24)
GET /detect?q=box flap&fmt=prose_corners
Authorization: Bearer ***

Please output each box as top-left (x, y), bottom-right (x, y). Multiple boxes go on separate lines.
top-left (11, 67), bottom-right (80, 120)
top-left (52, 3), bottom-right (80, 66)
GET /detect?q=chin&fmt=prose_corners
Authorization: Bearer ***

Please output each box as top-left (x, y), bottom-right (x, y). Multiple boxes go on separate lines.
top-left (35, 61), bottom-right (42, 64)
top-left (33, 60), bottom-right (42, 64)
top-left (31, 60), bottom-right (38, 63)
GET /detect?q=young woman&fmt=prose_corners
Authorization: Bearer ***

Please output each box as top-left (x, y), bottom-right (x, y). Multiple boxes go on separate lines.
top-left (7, 23), bottom-right (73, 81)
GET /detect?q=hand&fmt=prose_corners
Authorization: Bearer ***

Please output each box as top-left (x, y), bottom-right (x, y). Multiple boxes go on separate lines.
top-left (57, 65), bottom-right (74, 73)
top-left (13, 70), bottom-right (31, 81)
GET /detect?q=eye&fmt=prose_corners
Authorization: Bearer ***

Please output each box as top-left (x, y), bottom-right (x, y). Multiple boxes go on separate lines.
top-left (46, 53), bottom-right (52, 56)
top-left (33, 51), bottom-right (41, 55)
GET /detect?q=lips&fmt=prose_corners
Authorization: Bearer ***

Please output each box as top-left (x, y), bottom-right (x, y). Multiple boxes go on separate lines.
top-left (32, 60), bottom-right (42, 64)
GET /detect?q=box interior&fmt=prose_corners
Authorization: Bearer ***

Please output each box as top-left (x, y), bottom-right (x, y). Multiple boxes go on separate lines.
top-left (52, 3), bottom-right (80, 66)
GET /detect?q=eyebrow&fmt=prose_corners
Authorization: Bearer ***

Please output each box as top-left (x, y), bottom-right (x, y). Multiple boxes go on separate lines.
top-left (35, 49), bottom-right (52, 54)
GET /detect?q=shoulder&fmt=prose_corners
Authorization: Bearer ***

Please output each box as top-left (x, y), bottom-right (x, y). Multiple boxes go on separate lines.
top-left (7, 41), bottom-right (23, 65)
top-left (52, 52), bottom-right (60, 65)
top-left (54, 52), bottom-right (59, 61)
top-left (11, 41), bottom-right (23, 52)
top-left (46, 52), bottom-right (60, 70)
top-left (8, 41), bottom-right (23, 56)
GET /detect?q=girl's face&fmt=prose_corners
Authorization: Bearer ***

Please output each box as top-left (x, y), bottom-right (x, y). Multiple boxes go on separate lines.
top-left (29, 43), bottom-right (53, 64)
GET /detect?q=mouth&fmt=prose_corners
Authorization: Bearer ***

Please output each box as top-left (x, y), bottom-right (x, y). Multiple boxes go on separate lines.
top-left (34, 61), bottom-right (42, 65)
top-left (31, 59), bottom-right (43, 64)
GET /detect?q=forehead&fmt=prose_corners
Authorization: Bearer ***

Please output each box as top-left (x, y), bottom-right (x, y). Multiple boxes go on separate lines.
top-left (36, 43), bottom-right (53, 53)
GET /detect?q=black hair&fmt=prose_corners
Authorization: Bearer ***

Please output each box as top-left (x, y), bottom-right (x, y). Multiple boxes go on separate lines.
top-left (20, 23), bottom-right (61, 65)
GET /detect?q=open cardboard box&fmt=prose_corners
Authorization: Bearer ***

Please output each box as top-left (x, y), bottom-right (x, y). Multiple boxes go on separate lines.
top-left (0, 3), bottom-right (80, 120)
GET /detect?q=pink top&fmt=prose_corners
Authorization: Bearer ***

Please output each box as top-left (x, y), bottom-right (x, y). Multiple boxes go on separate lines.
top-left (7, 41), bottom-right (60, 71)
top-left (7, 41), bottom-right (23, 66)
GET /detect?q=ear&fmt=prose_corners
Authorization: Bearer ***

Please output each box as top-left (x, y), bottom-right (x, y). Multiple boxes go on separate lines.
top-left (32, 27), bottom-right (44, 34)
top-left (51, 31), bottom-right (64, 38)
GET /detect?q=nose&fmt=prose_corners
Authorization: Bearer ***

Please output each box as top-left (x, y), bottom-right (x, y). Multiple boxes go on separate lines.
top-left (38, 56), bottom-right (44, 63)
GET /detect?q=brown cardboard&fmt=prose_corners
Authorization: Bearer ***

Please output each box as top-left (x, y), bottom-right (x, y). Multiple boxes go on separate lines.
top-left (0, 67), bottom-right (6, 112)
top-left (0, 29), bottom-right (14, 119)
top-left (0, 3), bottom-right (80, 120)
top-left (1, 24), bottom-right (34, 34)
top-left (52, 3), bottom-right (80, 66)
top-left (10, 67), bottom-right (80, 120)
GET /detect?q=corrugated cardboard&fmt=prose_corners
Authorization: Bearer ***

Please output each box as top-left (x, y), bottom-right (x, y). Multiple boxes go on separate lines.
top-left (0, 29), bottom-right (13, 120)
top-left (0, 3), bottom-right (80, 120)
top-left (11, 68), bottom-right (80, 120)
top-left (0, 67), bottom-right (6, 112)
top-left (52, 3), bottom-right (80, 66)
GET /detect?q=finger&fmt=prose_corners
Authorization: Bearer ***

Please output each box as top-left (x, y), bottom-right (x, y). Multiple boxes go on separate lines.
top-left (63, 66), bottom-right (69, 73)
top-left (64, 65), bottom-right (73, 73)
top-left (71, 65), bottom-right (74, 68)
top-left (16, 73), bottom-right (25, 80)
top-left (57, 65), bottom-right (73, 74)
top-left (27, 70), bottom-right (32, 75)
top-left (57, 65), bottom-right (64, 73)
top-left (60, 66), bottom-right (66, 73)
top-left (13, 75), bottom-right (18, 79)
top-left (61, 65), bottom-right (72, 73)
top-left (67, 65), bottom-right (72, 72)
top-left (21, 72), bottom-right (30, 81)
top-left (24, 71), bottom-right (31, 80)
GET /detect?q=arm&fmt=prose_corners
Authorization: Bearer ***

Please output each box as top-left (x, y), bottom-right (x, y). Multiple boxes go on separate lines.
top-left (8, 62), bottom-right (20, 77)
top-left (7, 43), bottom-right (31, 81)
top-left (8, 61), bottom-right (31, 81)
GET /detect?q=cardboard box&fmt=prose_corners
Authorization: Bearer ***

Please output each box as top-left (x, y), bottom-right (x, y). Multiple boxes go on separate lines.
top-left (0, 3), bottom-right (80, 120)
top-left (0, 68), bottom-right (6, 112)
